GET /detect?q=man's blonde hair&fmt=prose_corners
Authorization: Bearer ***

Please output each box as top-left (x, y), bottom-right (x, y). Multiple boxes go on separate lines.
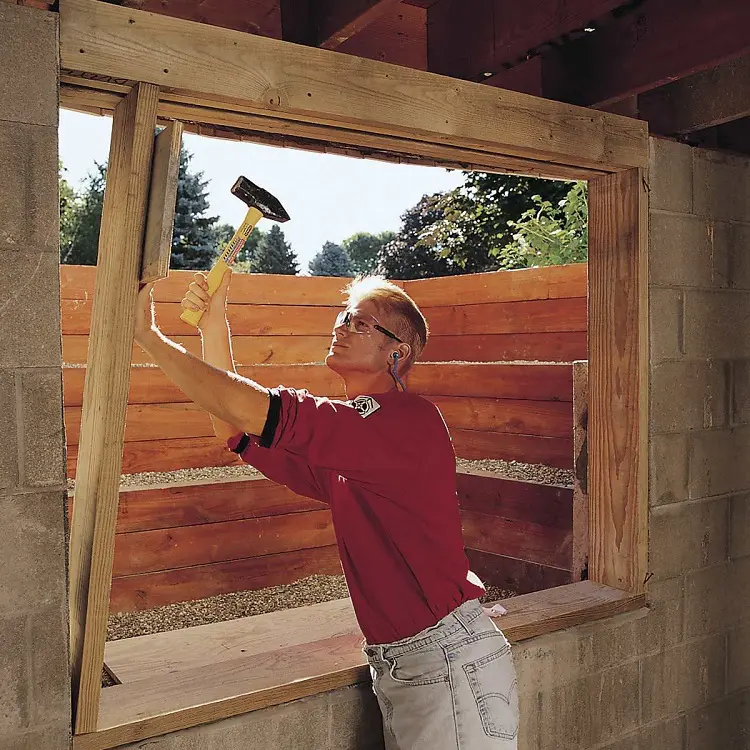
top-left (342, 275), bottom-right (429, 369)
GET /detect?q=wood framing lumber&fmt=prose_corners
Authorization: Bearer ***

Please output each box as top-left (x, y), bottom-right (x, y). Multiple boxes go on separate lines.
top-left (67, 82), bottom-right (159, 735)
top-left (59, 0), bottom-right (647, 172)
top-left (588, 168), bottom-right (648, 593)
top-left (571, 360), bottom-right (589, 583)
top-left (141, 120), bottom-right (183, 282)
top-left (638, 56), bottom-right (750, 135)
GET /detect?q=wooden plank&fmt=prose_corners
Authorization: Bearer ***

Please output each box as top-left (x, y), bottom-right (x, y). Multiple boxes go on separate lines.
top-left (433, 395), bottom-right (572, 438)
top-left (402, 263), bottom-right (587, 306)
top-left (421, 332), bottom-right (588, 363)
top-left (73, 582), bottom-right (643, 749)
top-left (451, 429), bottom-right (572, 468)
top-left (109, 545), bottom-right (343, 612)
top-left (572, 360), bottom-right (589, 583)
top-left (639, 56), bottom-right (750, 135)
top-left (68, 82), bottom-right (159, 735)
top-left (422, 297), bottom-right (587, 336)
top-left (588, 168), bottom-right (648, 593)
top-left (63, 334), bottom-right (334, 366)
top-left (59, 0), bottom-right (648, 172)
top-left (105, 597), bottom-right (358, 684)
top-left (548, 0), bottom-right (750, 107)
top-left (457, 471), bottom-right (573, 529)
top-left (63, 364), bottom-right (344, 407)
top-left (314, 0), bottom-right (405, 49)
top-left (466, 548), bottom-right (572, 595)
top-left (427, 0), bottom-right (625, 79)
top-left (141, 120), bottom-right (183, 283)
top-left (409, 363), bottom-right (573, 401)
top-left (460, 509), bottom-right (572, 569)
top-left (112, 510), bottom-right (336, 576)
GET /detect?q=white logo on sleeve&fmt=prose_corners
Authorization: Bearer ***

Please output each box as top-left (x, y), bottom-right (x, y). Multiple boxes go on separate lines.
top-left (350, 395), bottom-right (381, 419)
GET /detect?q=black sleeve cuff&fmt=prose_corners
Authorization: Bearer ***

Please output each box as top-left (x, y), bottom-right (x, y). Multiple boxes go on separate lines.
top-left (259, 388), bottom-right (282, 448)
top-left (231, 433), bottom-right (251, 455)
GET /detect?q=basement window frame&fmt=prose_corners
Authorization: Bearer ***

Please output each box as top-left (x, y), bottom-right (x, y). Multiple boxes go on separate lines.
top-left (59, 4), bottom-right (649, 747)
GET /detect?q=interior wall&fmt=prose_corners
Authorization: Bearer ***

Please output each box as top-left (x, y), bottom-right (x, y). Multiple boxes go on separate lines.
top-left (0, 3), bottom-right (71, 749)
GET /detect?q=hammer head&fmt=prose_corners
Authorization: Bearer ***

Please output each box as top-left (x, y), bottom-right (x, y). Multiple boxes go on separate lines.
top-left (231, 176), bottom-right (290, 223)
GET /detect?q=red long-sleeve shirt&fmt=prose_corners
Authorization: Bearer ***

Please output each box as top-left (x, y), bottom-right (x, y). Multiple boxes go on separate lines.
top-left (227, 386), bottom-right (485, 645)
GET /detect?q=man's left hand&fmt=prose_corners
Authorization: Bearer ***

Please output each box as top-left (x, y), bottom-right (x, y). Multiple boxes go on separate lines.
top-left (134, 282), bottom-right (157, 344)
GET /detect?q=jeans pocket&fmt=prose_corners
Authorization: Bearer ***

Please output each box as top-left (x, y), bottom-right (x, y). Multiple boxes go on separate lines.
top-left (386, 645), bottom-right (449, 686)
top-left (463, 644), bottom-right (519, 740)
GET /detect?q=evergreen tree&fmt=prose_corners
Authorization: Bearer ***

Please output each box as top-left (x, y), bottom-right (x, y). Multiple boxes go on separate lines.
top-left (60, 162), bottom-right (106, 265)
top-left (342, 231), bottom-right (395, 275)
top-left (170, 149), bottom-right (222, 270)
top-left (233, 227), bottom-right (265, 272)
top-left (59, 161), bottom-right (79, 260)
top-left (248, 224), bottom-right (299, 275)
top-left (308, 241), bottom-right (353, 277)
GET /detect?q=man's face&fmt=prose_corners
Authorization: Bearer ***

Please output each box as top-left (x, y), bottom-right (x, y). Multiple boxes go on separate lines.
top-left (325, 299), bottom-right (400, 376)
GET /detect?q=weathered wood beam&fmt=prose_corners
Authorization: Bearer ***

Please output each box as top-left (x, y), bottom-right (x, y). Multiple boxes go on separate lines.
top-left (68, 81), bottom-right (159, 733)
top-left (427, 0), bottom-right (626, 81)
top-left (639, 56), bottom-right (750, 135)
top-left (280, 0), bottom-right (404, 49)
top-left (59, 0), bottom-right (647, 173)
top-left (543, 0), bottom-right (750, 107)
top-left (688, 117), bottom-right (750, 156)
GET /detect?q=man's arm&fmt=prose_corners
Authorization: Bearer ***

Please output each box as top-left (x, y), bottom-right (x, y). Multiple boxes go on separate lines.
top-left (134, 279), bottom-right (270, 439)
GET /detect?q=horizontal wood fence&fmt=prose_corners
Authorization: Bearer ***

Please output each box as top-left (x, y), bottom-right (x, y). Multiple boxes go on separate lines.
top-left (61, 264), bottom-right (586, 474)
top-left (65, 470), bottom-right (576, 612)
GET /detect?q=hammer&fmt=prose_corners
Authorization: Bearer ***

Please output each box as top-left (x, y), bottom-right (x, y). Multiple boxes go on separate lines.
top-left (179, 176), bottom-right (291, 327)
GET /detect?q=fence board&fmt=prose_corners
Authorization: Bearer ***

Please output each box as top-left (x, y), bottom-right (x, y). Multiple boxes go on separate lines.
top-left (112, 511), bottom-right (336, 577)
top-left (421, 332), bottom-right (587, 363)
top-left (403, 264), bottom-right (587, 306)
top-left (451, 430), bottom-right (572, 468)
top-left (460, 509), bottom-right (572, 569)
top-left (109, 545), bottom-right (344, 612)
top-left (465, 548), bottom-right (572, 595)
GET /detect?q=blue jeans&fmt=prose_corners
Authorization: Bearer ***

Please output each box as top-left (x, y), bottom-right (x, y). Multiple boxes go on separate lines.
top-left (363, 599), bottom-right (519, 749)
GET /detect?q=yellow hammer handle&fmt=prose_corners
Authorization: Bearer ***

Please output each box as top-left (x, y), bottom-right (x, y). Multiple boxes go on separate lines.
top-left (180, 206), bottom-right (263, 328)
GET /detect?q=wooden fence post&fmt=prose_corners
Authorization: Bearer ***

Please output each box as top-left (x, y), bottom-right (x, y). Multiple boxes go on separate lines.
top-left (572, 360), bottom-right (589, 583)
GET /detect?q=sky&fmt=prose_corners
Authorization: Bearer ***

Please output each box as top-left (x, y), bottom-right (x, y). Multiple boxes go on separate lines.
top-left (58, 109), bottom-right (466, 270)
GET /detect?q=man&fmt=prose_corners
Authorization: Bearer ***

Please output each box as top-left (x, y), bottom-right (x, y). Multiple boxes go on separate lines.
top-left (134, 270), bottom-right (519, 749)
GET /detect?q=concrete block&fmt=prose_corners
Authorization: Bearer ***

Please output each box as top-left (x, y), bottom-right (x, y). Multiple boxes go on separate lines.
top-left (728, 223), bottom-right (750, 290)
top-left (0, 4), bottom-right (58, 127)
top-left (730, 493), bottom-right (750, 559)
top-left (732, 361), bottom-right (750, 425)
top-left (641, 635), bottom-right (726, 723)
top-left (0, 492), bottom-right (67, 614)
top-left (685, 694), bottom-right (750, 750)
top-left (728, 625), bottom-right (750, 693)
top-left (0, 370), bottom-right (19, 490)
top-left (20, 369), bottom-right (65, 488)
top-left (597, 717), bottom-right (684, 750)
top-left (649, 288), bottom-right (683, 362)
top-left (728, 556), bottom-right (750, 629)
top-left (684, 563), bottom-right (730, 638)
top-left (732, 690), bottom-right (750, 750)
top-left (327, 685), bottom-right (384, 750)
top-left (694, 148), bottom-right (750, 223)
top-left (648, 138), bottom-right (693, 214)
top-left (2, 722), bottom-right (71, 750)
top-left (29, 605), bottom-right (69, 725)
top-left (650, 212), bottom-right (729, 288)
top-left (649, 432), bottom-right (689, 507)
top-left (649, 498), bottom-right (728, 580)
top-left (0, 614), bottom-right (30, 734)
top-left (690, 426), bottom-right (750, 497)
top-left (651, 361), bottom-right (727, 432)
top-left (683, 290), bottom-right (750, 360)
top-left (588, 661), bottom-right (641, 746)
top-left (0, 252), bottom-right (62, 368)
top-left (0, 122), bottom-right (59, 253)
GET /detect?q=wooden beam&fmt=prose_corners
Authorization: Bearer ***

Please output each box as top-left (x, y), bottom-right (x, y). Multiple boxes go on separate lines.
top-left (59, 0), bottom-right (647, 173)
top-left (545, 0), bottom-right (750, 107)
top-left (68, 82), bottom-right (159, 734)
top-left (639, 56), bottom-right (750, 135)
top-left (588, 168), bottom-right (648, 593)
top-left (141, 120), bottom-right (183, 283)
top-left (317, 0), bottom-right (405, 49)
top-left (689, 117), bottom-right (750, 156)
top-left (427, 0), bottom-right (625, 80)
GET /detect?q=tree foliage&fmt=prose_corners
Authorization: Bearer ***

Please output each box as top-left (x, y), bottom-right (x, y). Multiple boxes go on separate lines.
top-left (247, 224), bottom-right (299, 275)
top-left (308, 241), bottom-right (353, 277)
top-left (60, 162), bottom-right (106, 266)
top-left (342, 231), bottom-right (395, 275)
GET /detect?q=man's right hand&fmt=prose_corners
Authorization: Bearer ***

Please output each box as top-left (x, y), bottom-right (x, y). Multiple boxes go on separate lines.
top-left (181, 269), bottom-right (232, 330)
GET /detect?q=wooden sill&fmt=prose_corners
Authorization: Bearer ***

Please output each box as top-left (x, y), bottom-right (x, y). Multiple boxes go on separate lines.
top-left (73, 581), bottom-right (645, 750)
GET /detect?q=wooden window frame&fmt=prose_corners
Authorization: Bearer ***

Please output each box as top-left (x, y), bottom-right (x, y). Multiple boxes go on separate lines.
top-left (59, 0), bottom-right (648, 746)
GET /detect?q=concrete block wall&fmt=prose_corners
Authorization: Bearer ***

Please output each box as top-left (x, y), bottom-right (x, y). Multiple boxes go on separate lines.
top-left (0, 4), bottom-right (71, 749)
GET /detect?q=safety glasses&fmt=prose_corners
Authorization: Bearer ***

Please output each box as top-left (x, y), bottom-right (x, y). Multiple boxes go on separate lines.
top-left (334, 310), bottom-right (403, 343)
